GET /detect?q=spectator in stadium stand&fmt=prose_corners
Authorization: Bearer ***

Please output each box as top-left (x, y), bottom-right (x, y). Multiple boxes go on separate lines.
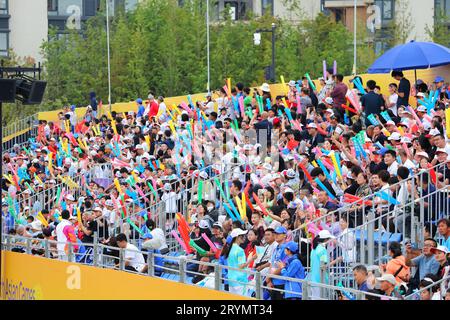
top-left (309, 230), bottom-right (335, 299)
top-left (435, 218), bottom-right (450, 250)
top-left (278, 241), bottom-right (305, 300)
top-left (418, 274), bottom-right (442, 300)
top-left (379, 242), bottom-right (410, 293)
top-left (405, 238), bottom-right (441, 290)
top-left (430, 245), bottom-right (450, 296)
top-left (391, 70), bottom-right (411, 108)
top-left (115, 233), bottom-right (146, 273)
top-left (376, 274), bottom-right (404, 300)
top-left (352, 265), bottom-right (370, 292)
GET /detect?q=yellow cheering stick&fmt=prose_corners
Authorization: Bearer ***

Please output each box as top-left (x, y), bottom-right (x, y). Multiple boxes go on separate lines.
top-left (145, 135), bottom-right (150, 150)
top-left (281, 97), bottom-right (288, 108)
top-left (77, 207), bottom-right (82, 225)
top-left (66, 176), bottom-right (79, 189)
top-left (311, 160), bottom-right (318, 168)
top-left (168, 121), bottom-right (178, 138)
top-left (108, 111), bottom-right (113, 120)
top-left (36, 214), bottom-right (49, 227)
top-left (280, 75), bottom-right (288, 94)
top-left (96, 124), bottom-right (101, 136)
top-left (446, 108), bottom-right (450, 139)
top-left (227, 78), bottom-right (232, 95)
top-left (3, 174), bottom-right (13, 184)
top-left (48, 152), bottom-right (54, 174)
top-left (34, 174), bottom-right (44, 185)
top-left (241, 193), bottom-right (247, 220)
top-left (397, 126), bottom-right (405, 136)
top-left (111, 118), bottom-right (118, 136)
top-left (64, 120), bottom-right (70, 133)
top-left (171, 104), bottom-right (181, 115)
top-left (114, 178), bottom-right (123, 194)
top-left (131, 171), bottom-right (141, 184)
top-left (235, 196), bottom-right (244, 219)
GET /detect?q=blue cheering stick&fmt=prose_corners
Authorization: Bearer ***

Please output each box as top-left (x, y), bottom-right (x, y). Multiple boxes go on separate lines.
top-left (344, 113), bottom-right (350, 125)
top-left (376, 190), bottom-right (400, 205)
top-left (137, 164), bottom-right (145, 173)
top-left (266, 98), bottom-right (272, 110)
top-left (367, 114), bottom-right (379, 126)
top-left (148, 161), bottom-right (155, 171)
top-left (278, 109), bottom-right (284, 118)
top-left (380, 111), bottom-right (392, 122)
top-left (321, 148), bottom-right (331, 156)
top-left (284, 108), bottom-right (293, 122)
top-left (316, 158), bottom-right (334, 183)
top-left (353, 77), bottom-right (366, 95)
top-left (187, 95), bottom-right (195, 109)
top-left (223, 203), bottom-right (237, 222)
top-left (314, 178), bottom-right (336, 200)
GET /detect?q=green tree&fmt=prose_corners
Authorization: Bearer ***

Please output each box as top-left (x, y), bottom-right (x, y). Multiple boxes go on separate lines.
top-left (425, 9), bottom-right (450, 47)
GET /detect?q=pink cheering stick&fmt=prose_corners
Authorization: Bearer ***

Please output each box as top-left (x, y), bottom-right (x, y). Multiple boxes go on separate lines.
top-left (296, 94), bottom-right (302, 114)
top-left (201, 233), bottom-right (219, 253)
top-left (180, 101), bottom-right (193, 113)
top-left (231, 129), bottom-right (242, 144)
top-left (408, 106), bottom-right (423, 128)
top-left (238, 96), bottom-right (245, 118)
top-left (135, 185), bottom-right (149, 203)
top-left (171, 230), bottom-right (191, 254)
top-left (223, 85), bottom-right (231, 98)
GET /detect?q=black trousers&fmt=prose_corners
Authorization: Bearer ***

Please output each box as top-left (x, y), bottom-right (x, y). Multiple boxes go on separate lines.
top-left (269, 284), bottom-right (285, 300)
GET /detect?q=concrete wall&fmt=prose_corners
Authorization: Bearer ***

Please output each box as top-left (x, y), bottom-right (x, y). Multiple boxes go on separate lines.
top-left (9, 0), bottom-right (48, 63)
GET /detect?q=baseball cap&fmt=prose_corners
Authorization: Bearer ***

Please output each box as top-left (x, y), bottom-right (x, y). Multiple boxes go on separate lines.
top-left (198, 219), bottom-right (211, 229)
top-left (286, 169), bottom-right (296, 178)
top-left (388, 132), bottom-right (401, 141)
top-left (385, 120), bottom-right (395, 126)
top-left (136, 144), bottom-right (144, 149)
top-left (416, 105), bottom-right (427, 112)
top-left (416, 151), bottom-right (429, 159)
top-left (136, 98), bottom-right (143, 104)
top-left (285, 241), bottom-right (299, 253)
top-left (324, 97), bottom-right (333, 105)
top-left (306, 123), bottom-right (317, 129)
top-left (435, 148), bottom-right (448, 154)
top-left (376, 274), bottom-right (397, 285)
top-left (430, 245), bottom-right (449, 255)
top-left (212, 222), bottom-right (222, 229)
top-left (375, 147), bottom-right (389, 156)
top-left (163, 183), bottom-right (172, 191)
top-left (66, 194), bottom-right (75, 201)
top-left (274, 226), bottom-right (287, 234)
top-left (423, 122), bottom-right (432, 131)
top-left (429, 128), bottom-right (441, 137)
top-left (434, 76), bottom-right (444, 83)
top-left (325, 108), bottom-right (335, 115)
top-left (318, 230), bottom-right (335, 239)
top-left (230, 228), bottom-right (248, 238)
top-left (199, 171), bottom-right (209, 179)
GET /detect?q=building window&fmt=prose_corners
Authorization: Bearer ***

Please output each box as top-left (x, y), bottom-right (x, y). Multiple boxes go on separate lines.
top-left (0, 31), bottom-right (8, 56)
top-left (435, 0), bottom-right (450, 16)
top-left (0, 0), bottom-right (7, 15)
top-left (48, 0), bottom-right (58, 15)
top-left (382, 0), bottom-right (393, 20)
top-left (57, 0), bottom-right (83, 16)
top-left (262, 0), bottom-right (273, 16)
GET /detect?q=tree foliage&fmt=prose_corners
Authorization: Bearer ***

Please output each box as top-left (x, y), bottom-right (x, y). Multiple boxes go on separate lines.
top-left (3, 0), bottom-right (385, 125)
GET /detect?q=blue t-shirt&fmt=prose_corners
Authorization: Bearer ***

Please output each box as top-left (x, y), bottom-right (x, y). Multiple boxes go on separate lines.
top-left (270, 243), bottom-right (288, 286)
top-left (310, 244), bottom-right (329, 283)
top-left (227, 244), bottom-right (248, 287)
top-left (411, 254), bottom-right (440, 280)
top-left (137, 104), bottom-right (145, 117)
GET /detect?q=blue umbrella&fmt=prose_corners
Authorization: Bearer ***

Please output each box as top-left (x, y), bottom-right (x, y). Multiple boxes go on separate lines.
top-left (368, 41), bottom-right (450, 74)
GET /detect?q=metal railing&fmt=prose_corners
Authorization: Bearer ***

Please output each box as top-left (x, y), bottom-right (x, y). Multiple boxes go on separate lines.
top-left (292, 161), bottom-right (450, 289)
top-left (2, 114), bottom-right (39, 151)
top-left (2, 233), bottom-right (405, 300)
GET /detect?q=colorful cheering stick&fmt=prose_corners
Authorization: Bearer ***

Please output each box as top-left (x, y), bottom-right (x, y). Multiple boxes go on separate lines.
top-left (235, 196), bottom-right (244, 219)
top-left (375, 191), bottom-right (400, 205)
top-left (322, 157), bottom-right (335, 172)
top-left (407, 106), bottom-right (423, 127)
top-left (298, 163), bottom-right (313, 183)
top-left (227, 77), bottom-right (232, 94)
top-left (197, 180), bottom-right (204, 204)
top-left (323, 60), bottom-right (327, 80)
top-left (189, 239), bottom-right (208, 256)
top-left (223, 203), bottom-right (238, 222)
top-left (314, 178), bottom-right (336, 200)
top-left (114, 178), bottom-right (123, 194)
top-left (252, 192), bottom-right (269, 216)
top-left (367, 114), bottom-right (379, 126)
top-left (333, 60), bottom-right (337, 75)
top-left (380, 111), bottom-right (393, 122)
top-left (331, 152), bottom-right (342, 178)
top-left (228, 200), bottom-right (243, 223)
top-left (428, 164), bottom-right (437, 185)
top-left (266, 98), bottom-right (272, 110)
top-left (304, 73), bottom-right (316, 91)
top-left (176, 213), bottom-right (190, 235)
top-left (446, 108), bottom-right (450, 139)
top-left (296, 94), bottom-right (302, 114)
top-left (187, 94), bottom-right (195, 109)
top-left (25, 182), bottom-right (35, 194)
top-left (337, 281), bottom-right (356, 300)
top-left (171, 230), bottom-right (192, 254)
top-left (127, 218), bottom-right (145, 236)
top-left (343, 193), bottom-right (373, 206)
top-left (353, 77), bottom-right (366, 95)
top-left (215, 178), bottom-right (228, 201)
top-left (316, 158), bottom-right (333, 182)
top-left (241, 193), bottom-right (247, 218)
top-left (292, 120), bottom-right (303, 131)
top-left (341, 104), bottom-right (358, 114)
top-left (280, 75), bottom-right (287, 94)
top-left (284, 107), bottom-right (294, 122)
top-left (201, 233), bottom-right (219, 253)
top-left (345, 92), bottom-right (361, 112)
top-left (178, 225), bottom-right (192, 250)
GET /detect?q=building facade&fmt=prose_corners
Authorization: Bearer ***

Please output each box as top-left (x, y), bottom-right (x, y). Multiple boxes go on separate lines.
top-left (0, 0), bottom-right (447, 63)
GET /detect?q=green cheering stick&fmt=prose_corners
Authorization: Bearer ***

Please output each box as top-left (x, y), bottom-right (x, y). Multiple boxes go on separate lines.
top-left (304, 73), bottom-right (316, 91)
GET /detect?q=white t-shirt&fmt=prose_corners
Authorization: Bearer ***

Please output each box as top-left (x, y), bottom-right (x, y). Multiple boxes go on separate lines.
top-left (387, 161), bottom-right (399, 176)
top-left (151, 228), bottom-right (168, 251)
top-left (388, 94), bottom-right (398, 116)
top-left (125, 243), bottom-right (145, 272)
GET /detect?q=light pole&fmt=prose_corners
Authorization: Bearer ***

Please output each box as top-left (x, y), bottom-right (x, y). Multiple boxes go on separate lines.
top-left (353, 0), bottom-right (357, 75)
top-left (206, 0), bottom-right (210, 93)
top-left (254, 23), bottom-right (276, 83)
top-left (106, 0), bottom-right (112, 113)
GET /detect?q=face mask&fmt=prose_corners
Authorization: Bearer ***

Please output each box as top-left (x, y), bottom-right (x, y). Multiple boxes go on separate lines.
top-left (207, 206), bottom-right (214, 212)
